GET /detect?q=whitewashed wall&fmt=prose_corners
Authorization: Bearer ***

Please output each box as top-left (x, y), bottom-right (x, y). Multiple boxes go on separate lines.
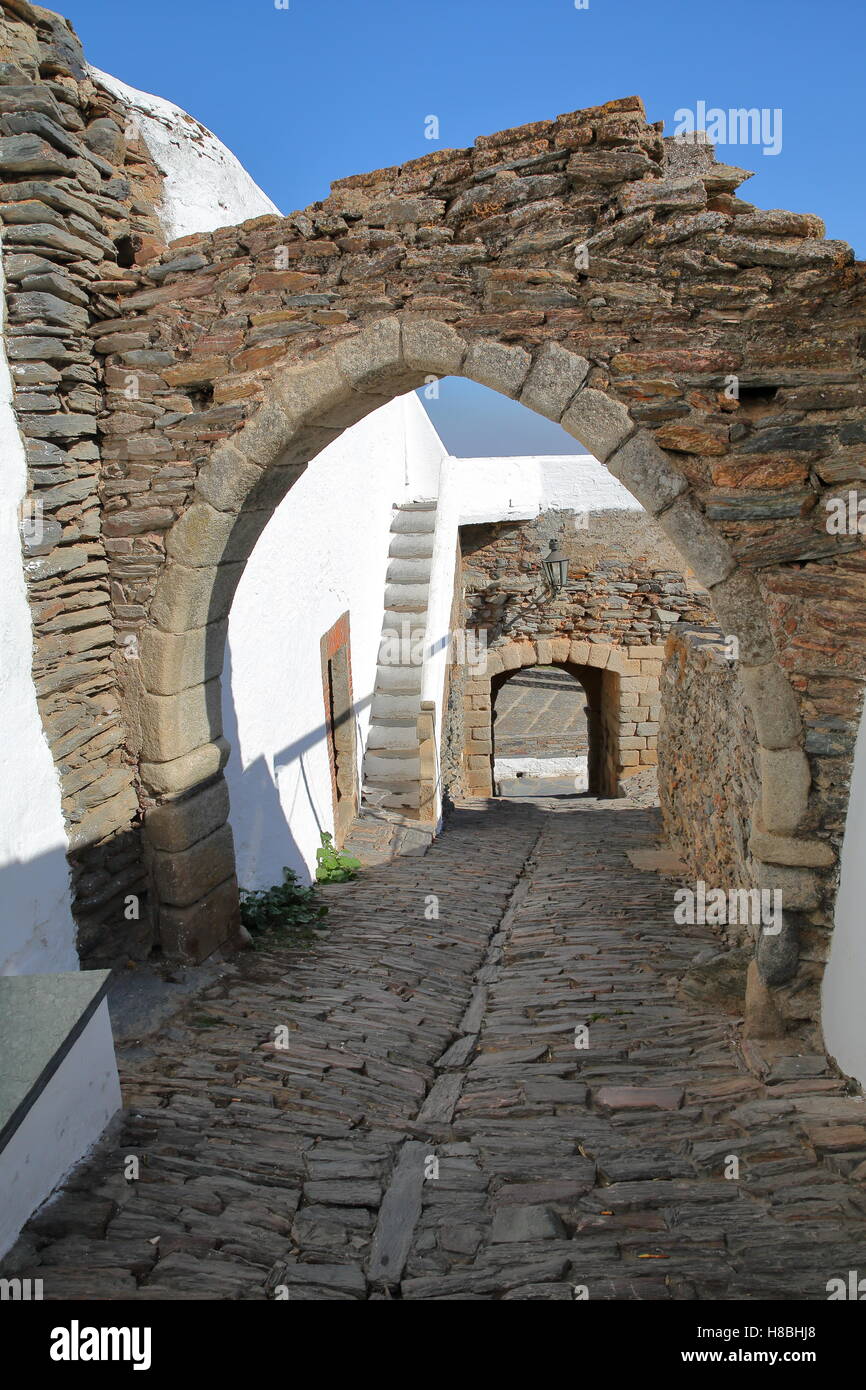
top-left (90, 69), bottom-right (280, 242)
top-left (446, 452), bottom-right (643, 525)
top-left (223, 393), bottom-right (447, 889)
top-left (0, 252), bottom-right (77, 976)
top-left (822, 697), bottom-right (866, 1089)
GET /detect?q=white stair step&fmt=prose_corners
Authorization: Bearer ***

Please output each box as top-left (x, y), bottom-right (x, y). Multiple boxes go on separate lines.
top-left (398, 498), bottom-right (436, 510)
top-left (366, 728), bottom-right (419, 750)
top-left (375, 665), bottom-right (423, 692)
top-left (381, 610), bottom-right (425, 632)
top-left (378, 629), bottom-right (426, 665)
top-left (377, 655), bottom-right (424, 676)
top-left (384, 582), bottom-right (429, 611)
top-left (387, 558), bottom-right (432, 583)
top-left (364, 753), bottom-right (421, 781)
top-left (364, 786), bottom-right (421, 810)
top-left (371, 691), bottom-right (422, 720)
top-left (377, 638), bottom-right (425, 667)
top-left (391, 509), bottom-right (435, 534)
top-left (361, 786), bottom-right (391, 808)
top-left (367, 725), bottom-right (419, 751)
top-left (389, 533), bottom-right (434, 559)
top-left (364, 787), bottom-right (421, 807)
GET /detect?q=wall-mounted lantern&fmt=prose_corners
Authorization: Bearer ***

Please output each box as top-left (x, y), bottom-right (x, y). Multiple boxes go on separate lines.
top-left (543, 537), bottom-right (569, 594)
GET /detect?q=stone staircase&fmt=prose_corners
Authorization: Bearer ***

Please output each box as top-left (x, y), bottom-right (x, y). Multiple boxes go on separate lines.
top-left (362, 498), bottom-right (437, 816)
top-left (339, 806), bottom-right (436, 871)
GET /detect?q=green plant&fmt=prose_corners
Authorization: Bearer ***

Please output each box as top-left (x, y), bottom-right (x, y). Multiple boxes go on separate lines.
top-left (239, 867), bottom-right (327, 942)
top-left (315, 832), bottom-right (361, 883)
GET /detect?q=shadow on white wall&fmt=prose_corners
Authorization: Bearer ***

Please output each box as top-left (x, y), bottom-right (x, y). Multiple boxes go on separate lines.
top-left (823, 696), bottom-right (866, 1089)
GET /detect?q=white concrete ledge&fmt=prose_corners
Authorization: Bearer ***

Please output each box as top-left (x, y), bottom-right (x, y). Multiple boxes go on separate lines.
top-left (0, 974), bottom-right (121, 1259)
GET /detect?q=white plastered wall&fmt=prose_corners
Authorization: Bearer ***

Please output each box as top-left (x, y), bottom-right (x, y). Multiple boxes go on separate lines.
top-left (223, 393), bottom-right (448, 889)
top-left (823, 696), bottom-right (866, 1089)
top-left (445, 452), bottom-right (643, 525)
top-left (89, 68), bottom-right (280, 242)
top-left (0, 999), bottom-right (120, 1259)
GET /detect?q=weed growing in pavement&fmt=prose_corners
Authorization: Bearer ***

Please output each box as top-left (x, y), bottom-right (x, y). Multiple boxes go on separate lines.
top-left (240, 867), bottom-right (328, 945)
top-left (315, 832), bottom-right (361, 883)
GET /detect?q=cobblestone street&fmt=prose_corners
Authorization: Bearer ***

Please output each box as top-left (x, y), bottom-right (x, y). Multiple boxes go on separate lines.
top-left (6, 799), bottom-right (866, 1302)
top-left (493, 667), bottom-right (588, 757)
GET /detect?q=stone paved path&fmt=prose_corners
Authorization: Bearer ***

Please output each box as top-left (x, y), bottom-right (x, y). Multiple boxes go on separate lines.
top-left (494, 666), bottom-right (587, 757)
top-left (5, 800), bottom-right (866, 1301)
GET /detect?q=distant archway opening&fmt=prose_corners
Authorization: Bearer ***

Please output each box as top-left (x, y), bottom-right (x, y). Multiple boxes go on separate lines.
top-left (491, 665), bottom-right (590, 798)
top-left (490, 660), bottom-right (619, 799)
top-left (463, 644), bottom-right (628, 802)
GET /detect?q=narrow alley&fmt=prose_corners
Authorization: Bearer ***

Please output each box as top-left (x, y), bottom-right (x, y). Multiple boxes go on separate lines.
top-left (8, 798), bottom-right (866, 1302)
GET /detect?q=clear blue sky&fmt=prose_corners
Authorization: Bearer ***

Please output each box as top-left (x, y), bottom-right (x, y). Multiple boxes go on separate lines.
top-left (62, 0), bottom-right (864, 455)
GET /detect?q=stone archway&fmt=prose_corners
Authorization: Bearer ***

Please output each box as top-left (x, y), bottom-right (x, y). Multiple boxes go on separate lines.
top-left (462, 637), bottom-right (652, 800)
top-left (130, 318), bottom-right (828, 1030)
top-left (4, 84), bottom-right (862, 1034)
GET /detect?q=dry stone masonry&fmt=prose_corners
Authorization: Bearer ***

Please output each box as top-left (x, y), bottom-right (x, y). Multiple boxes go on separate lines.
top-left (0, 1), bottom-right (171, 963)
top-left (461, 508), bottom-right (710, 648)
top-left (459, 637), bottom-right (667, 799)
top-left (451, 508), bottom-right (713, 800)
top-left (1, 1), bottom-right (864, 1038)
top-left (659, 625), bottom-right (760, 903)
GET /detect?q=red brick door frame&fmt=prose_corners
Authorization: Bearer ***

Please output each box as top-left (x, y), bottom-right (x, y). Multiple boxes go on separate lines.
top-left (320, 612), bottom-right (358, 848)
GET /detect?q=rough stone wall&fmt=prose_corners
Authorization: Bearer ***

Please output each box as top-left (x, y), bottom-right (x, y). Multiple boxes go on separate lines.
top-left (655, 625), bottom-right (837, 1008)
top-left (453, 513), bottom-right (699, 798)
top-left (460, 508), bottom-right (711, 648)
top-left (0, 1), bottom-right (172, 962)
top-left (596, 665), bottom-right (624, 792)
top-left (440, 662), bottom-right (465, 804)
top-left (658, 625), bottom-right (761, 945)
